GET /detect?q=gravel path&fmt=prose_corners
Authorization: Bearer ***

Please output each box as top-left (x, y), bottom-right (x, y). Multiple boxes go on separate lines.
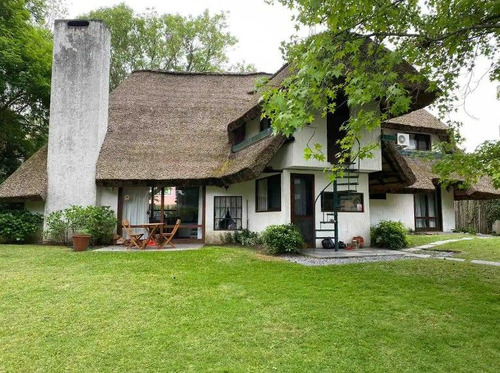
top-left (280, 254), bottom-right (413, 266)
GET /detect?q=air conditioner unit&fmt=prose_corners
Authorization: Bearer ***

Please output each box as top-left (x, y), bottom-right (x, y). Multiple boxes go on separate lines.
top-left (397, 133), bottom-right (410, 147)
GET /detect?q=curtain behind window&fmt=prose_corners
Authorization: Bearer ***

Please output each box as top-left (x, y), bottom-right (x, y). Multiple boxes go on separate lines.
top-left (257, 179), bottom-right (268, 211)
top-left (122, 187), bottom-right (150, 237)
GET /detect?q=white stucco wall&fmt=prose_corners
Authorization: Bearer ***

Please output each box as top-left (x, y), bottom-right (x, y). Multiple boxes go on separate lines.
top-left (268, 113), bottom-right (382, 173)
top-left (205, 173), bottom-right (288, 243)
top-left (44, 21), bottom-right (110, 217)
top-left (97, 187), bottom-right (119, 216)
top-left (370, 189), bottom-right (456, 232)
top-left (205, 170), bottom-right (372, 247)
top-left (370, 194), bottom-right (416, 230)
top-left (311, 170), bottom-right (372, 247)
top-left (245, 117), bottom-right (261, 139)
top-left (441, 188), bottom-right (455, 232)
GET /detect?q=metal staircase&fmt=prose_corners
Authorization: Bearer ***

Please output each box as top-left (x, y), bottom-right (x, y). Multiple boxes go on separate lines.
top-left (314, 144), bottom-right (361, 251)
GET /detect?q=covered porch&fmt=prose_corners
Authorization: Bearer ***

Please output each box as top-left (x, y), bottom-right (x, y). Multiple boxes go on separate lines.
top-left (116, 185), bottom-right (206, 246)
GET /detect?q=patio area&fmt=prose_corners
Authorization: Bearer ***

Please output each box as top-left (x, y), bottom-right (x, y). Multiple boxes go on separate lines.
top-left (93, 243), bottom-right (204, 252)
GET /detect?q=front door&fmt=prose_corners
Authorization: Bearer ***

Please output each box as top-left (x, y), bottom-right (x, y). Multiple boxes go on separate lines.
top-left (291, 174), bottom-right (315, 247)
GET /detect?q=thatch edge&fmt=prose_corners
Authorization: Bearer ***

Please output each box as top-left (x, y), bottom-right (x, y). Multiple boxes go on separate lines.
top-left (369, 142), bottom-right (417, 194)
top-left (0, 146), bottom-right (48, 202)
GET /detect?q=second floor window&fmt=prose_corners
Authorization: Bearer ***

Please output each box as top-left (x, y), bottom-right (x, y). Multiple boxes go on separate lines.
top-left (260, 116), bottom-right (271, 132)
top-left (409, 134), bottom-right (431, 151)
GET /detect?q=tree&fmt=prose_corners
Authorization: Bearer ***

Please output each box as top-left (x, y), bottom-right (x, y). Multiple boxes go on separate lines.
top-left (0, 0), bottom-right (53, 182)
top-left (80, 4), bottom-right (247, 91)
top-left (262, 0), bottom-right (499, 186)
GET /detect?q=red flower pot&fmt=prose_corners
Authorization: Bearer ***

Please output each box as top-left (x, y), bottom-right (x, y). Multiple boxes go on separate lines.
top-left (73, 234), bottom-right (91, 252)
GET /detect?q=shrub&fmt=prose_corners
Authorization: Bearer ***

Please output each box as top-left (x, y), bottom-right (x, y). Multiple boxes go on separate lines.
top-left (234, 229), bottom-right (261, 246)
top-left (452, 226), bottom-right (478, 235)
top-left (221, 231), bottom-right (235, 244)
top-left (44, 206), bottom-right (117, 245)
top-left (371, 221), bottom-right (409, 250)
top-left (261, 224), bottom-right (304, 255)
top-left (44, 210), bottom-right (68, 244)
top-left (220, 229), bottom-right (261, 246)
top-left (83, 206), bottom-right (117, 245)
top-left (0, 209), bottom-right (43, 243)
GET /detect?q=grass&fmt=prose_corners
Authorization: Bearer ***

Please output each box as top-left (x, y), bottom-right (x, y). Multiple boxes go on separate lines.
top-left (0, 245), bottom-right (499, 372)
top-left (424, 237), bottom-right (500, 262)
top-left (407, 233), bottom-right (472, 247)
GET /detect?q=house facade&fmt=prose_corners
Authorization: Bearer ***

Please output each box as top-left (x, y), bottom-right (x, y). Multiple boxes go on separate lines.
top-left (1, 20), bottom-right (498, 247)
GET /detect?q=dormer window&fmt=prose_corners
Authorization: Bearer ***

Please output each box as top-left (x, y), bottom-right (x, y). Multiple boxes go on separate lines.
top-left (408, 134), bottom-right (431, 151)
top-left (233, 124), bottom-right (246, 145)
top-left (260, 117), bottom-right (271, 132)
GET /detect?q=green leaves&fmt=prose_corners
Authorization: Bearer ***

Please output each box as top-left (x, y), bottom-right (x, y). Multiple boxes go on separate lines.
top-left (0, 208), bottom-right (43, 243)
top-left (0, 0), bottom-right (52, 182)
top-left (44, 205), bottom-right (118, 245)
top-left (81, 5), bottom-right (240, 91)
top-left (262, 0), bottom-right (499, 183)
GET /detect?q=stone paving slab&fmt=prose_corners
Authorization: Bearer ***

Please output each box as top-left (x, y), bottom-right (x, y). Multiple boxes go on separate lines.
top-left (403, 237), bottom-right (474, 252)
top-left (471, 260), bottom-right (500, 267)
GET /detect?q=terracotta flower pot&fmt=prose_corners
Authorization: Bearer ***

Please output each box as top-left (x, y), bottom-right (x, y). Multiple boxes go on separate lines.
top-left (73, 234), bottom-right (91, 252)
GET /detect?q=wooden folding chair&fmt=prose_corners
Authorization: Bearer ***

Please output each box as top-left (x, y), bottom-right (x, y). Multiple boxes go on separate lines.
top-left (122, 219), bottom-right (146, 249)
top-left (159, 219), bottom-right (181, 249)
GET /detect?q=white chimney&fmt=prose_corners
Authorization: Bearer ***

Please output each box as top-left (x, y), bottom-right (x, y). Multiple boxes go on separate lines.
top-left (44, 20), bottom-right (111, 216)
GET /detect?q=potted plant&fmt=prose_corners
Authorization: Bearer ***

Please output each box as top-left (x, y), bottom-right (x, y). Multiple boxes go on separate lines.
top-left (72, 230), bottom-right (91, 251)
top-left (66, 206), bottom-right (91, 251)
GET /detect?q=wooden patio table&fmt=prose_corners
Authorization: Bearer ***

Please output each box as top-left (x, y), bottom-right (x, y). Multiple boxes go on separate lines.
top-left (138, 223), bottom-right (163, 249)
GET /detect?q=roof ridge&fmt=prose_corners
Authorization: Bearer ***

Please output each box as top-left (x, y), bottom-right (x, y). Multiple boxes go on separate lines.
top-left (131, 69), bottom-right (272, 77)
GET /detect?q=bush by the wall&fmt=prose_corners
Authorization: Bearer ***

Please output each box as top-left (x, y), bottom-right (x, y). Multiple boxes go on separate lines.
top-left (261, 224), bottom-right (304, 255)
top-left (0, 209), bottom-right (43, 243)
top-left (44, 205), bottom-right (117, 245)
top-left (371, 220), bottom-right (409, 250)
top-left (234, 229), bottom-right (261, 246)
top-left (44, 210), bottom-right (68, 244)
top-left (220, 229), bottom-right (261, 246)
top-left (452, 226), bottom-right (478, 235)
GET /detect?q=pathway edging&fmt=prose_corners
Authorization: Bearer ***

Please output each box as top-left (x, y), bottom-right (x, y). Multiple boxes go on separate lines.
top-left (403, 236), bottom-right (500, 267)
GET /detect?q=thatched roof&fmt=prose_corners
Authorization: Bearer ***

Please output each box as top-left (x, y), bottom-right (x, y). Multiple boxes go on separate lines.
top-left (454, 176), bottom-right (500, 200)
top-left (401, 155), bottom-right (440, 192)
top-left (383, 109), bottom-right (449, 135)
top-left (96, 70), bottom-right (285, 187)
top-left (373, 149), bottom-right (500, 200)
top-left (369, 142), bottom-right (416, 194)
top-left (0, 146), bottom-right (47, 201)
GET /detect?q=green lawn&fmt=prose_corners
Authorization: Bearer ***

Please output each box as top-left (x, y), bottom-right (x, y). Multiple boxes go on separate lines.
top-left (0, 245), bottom-right (499, 372)
top-left (407, 233), bottom-right (472, 247)
top-left (425, 237), bottom-right (500, 262)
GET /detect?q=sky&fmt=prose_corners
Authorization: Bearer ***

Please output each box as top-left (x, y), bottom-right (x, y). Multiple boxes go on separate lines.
top-left (66, 0), bottom-right (499, 152)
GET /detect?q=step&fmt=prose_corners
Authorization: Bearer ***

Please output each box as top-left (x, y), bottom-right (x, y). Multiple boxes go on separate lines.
top-left (337, 173), bottom-right (359, 178)
top-left (339, 191), bottom-right (358, 197)
top-left (336, 182), bottom-right (359, 186)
